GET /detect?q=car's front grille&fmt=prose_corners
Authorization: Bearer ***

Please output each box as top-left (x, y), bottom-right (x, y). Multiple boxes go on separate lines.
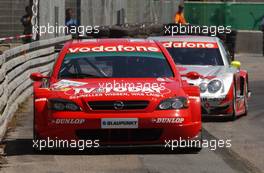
top-left (202, 104), bottom-right (230, 115)
top-left (211, 104), bottom-right (230, 113)
top-left (76, 129), bottom-right (163, 142)
top-left (87, 101), bottom-right (149, 110)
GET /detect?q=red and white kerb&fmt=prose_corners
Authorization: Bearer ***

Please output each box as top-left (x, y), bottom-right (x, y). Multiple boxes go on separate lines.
top-left (0, 34), bottom-right (32, 42)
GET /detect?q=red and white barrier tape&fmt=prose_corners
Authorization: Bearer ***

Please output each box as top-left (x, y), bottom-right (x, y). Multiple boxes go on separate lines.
top-left (0, 34), bottom-right (32, 42)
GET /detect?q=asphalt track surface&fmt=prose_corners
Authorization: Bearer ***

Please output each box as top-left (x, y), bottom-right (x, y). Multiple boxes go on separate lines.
top-left (0, 54), bottom-right (263, 173)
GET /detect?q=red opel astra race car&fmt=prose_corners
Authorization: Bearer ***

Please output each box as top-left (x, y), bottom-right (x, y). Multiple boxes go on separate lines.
top-left (30, 39), bottom-right (202, 149)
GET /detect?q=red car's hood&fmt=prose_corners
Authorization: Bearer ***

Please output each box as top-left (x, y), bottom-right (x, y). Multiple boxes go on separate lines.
top-left (50, 78), bottom-right (182, 101)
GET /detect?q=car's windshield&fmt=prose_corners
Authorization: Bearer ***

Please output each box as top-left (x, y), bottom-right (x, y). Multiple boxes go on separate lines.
top-left (59, 52), bottom-right (174, 78)
top-left (166, 48), bottom-right (224, 66)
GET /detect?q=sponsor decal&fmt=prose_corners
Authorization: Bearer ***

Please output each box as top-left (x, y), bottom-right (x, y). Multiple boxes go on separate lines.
top-left (152, 118), bottom-right (184, 124)
top-left (156, 78), bottom-right (174, 83)
top-left (52, 80), bottom-right (87, 91)
top-left (157, 78), bottom-right (166, 82)
top-left (53, 80), bottom-right (87, 88)
top-left (51, 119), bottom-right (85, 124)
top-left (98, 80), bottom-right (166, 92)
top-left (178, 67), bottom-right (188, 71)
top-left (101, 118), bottom-right (138, 129)
top-left (35, 98), bottom-right (47, 102)
top-left (162, 42), bottom-right (218, 49)
top-left (68, 45), bottom-right (160, 53)
top-left (64, 81), bottom-right (171, 98)
top-left (66, 86), bottom-right (170, 97)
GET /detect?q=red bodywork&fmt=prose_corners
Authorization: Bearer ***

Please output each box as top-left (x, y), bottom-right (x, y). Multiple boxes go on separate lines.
top-left (32, 39), bottom-right (202, 146)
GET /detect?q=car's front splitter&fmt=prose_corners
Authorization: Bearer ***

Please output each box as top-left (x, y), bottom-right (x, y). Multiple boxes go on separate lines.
top-left (35, 111), bottom-right (201, 146)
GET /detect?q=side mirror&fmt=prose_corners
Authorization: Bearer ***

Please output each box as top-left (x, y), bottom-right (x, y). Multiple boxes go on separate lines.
top-left (182, 71), bottom-right (201, 80)
top-left (30, 72), bottom-right (49, 81)
top-left (231, 61), bottom-right (241, 69)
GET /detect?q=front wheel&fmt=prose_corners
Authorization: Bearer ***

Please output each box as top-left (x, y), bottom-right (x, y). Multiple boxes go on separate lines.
top-left (189, 130), bottom-right (203, 153)
top-left (243, 82), bottom-right (248, 116)
top-left (230, 84), bottom-right (237, 121)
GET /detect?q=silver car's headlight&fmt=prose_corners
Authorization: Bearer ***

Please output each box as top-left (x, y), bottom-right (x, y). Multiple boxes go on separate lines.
top-left (208, 80), bottom-right (222, 93)
top-left (199, 83), bottom-right (208, 93)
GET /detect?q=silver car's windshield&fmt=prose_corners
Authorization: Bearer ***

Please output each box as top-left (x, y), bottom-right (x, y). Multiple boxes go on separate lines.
top-left (167, 48), bottom-right (224, 66)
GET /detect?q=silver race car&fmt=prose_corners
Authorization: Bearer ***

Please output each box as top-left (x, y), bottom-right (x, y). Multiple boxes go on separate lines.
top-left (150, 36), bottom-right (250, 120)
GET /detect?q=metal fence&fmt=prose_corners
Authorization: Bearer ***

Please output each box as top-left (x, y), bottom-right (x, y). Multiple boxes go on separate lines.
top-left (81, 0), bottom-right (181, 26)
top-left (0, 0), bottom-right (29, 38)
top-left (0, 35), bottom-right (71, 140)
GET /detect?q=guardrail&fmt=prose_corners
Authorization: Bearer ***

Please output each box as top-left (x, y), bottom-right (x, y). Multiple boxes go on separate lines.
top-left (0, 35), bottom-right (72, 140)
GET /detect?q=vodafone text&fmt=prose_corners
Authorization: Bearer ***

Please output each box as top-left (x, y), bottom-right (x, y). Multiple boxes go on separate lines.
top-left (162, 41), bottom-right (218, 49)
top-left (68, 45), bottom-right (160, 53)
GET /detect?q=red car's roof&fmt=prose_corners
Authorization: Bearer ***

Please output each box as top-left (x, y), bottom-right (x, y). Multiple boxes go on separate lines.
top-left (68, 38), bottom-right (158, 47)
top-left (64, 38), bottom-right (162, 54)
top-left (53, 38), bottom-right (181, 81)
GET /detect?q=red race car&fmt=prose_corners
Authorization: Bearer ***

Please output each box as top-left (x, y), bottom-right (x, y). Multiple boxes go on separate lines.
top-left (31, 39), bottom-right (202, 150)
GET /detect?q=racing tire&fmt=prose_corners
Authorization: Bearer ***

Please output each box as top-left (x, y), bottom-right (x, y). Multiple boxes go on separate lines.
top-left (32, 128), bottom-right (41, 153)
top-left (230, 84), bottom-right (237, 121)
top-left (243, 82), bottom-right (248, 116)
top-left (189, 130), bottom-right (203, 153)
top-left (190, 144), bottom-right (202, 153)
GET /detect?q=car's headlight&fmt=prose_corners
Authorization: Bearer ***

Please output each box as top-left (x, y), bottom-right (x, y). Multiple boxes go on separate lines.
top-left (199, 83), bottom-right (207, 93)
top-left (48, 99), bottom-right (81, 111)
top-left (158, 97), bottom-right (188, 110)
top-left (207, 80), bottom-right (222, 93)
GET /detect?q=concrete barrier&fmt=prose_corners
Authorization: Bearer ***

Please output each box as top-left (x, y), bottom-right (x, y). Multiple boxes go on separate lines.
top-left (235, 30), bottom-right (263, 54)
top-left (0, 35), bottom-right (71, 140)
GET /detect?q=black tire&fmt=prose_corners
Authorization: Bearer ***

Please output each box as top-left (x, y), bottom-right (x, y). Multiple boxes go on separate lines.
top-left (190, 145), bottom-right (202, 153)
top-left (190, 130), bottom-right (203, 153)
top-left (243, 82), bottom-right (248, 116)
top-left (32, 129), bottom-right (41, 153)
top-left (230, 84), bottom-right (237, 121)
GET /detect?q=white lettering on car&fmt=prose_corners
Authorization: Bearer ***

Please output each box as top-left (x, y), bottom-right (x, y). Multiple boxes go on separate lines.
top-left (68, 45), bottom-right (160, 53)
top-left (162, 42), bottom-right (218, 49)
top-left (51, 119), bottom-right (85, 124)
top-left (152, 118), bottom-right (184, 124)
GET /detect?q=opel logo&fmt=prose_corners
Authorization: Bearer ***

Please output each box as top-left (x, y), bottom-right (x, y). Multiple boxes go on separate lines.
top-left (113, 101), bottom-right (124, 110)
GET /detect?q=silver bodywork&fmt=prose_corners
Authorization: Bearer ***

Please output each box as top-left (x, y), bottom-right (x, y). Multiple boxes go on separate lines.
top-left (149, 36), bottom-right (239, 114)
top-left (179, 66), bottom-right (236, 99)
